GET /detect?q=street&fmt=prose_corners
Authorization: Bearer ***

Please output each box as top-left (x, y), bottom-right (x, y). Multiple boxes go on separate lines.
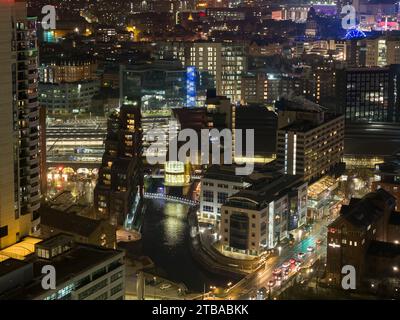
top-left (224, 219), bottom-right (329, 300)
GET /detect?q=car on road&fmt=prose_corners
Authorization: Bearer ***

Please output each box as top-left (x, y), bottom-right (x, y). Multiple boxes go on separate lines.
top-left (282, 261), bottom-right (291, 269)
top-left (289, 258), bottom-right (296, 265)
top-left (298, 252), bottom-right (306, 259)
top-left (273, 268), bottom-right (283, 281)
top-left (316, 239), bottom-right (323, 245)
top-left (268, 279), bottom-right (276, 288)
top-left (257, 287), bottom-right (268, 300)
top-left (160, 283), bottom-right (172, 290)
top-left (307, 246), bottom-right (315, 252)
top-left (249, 291), bottom-right (257, 300)
top-left (284, 269), bottom-right (290, 276)
top-left (273, 268), bottom-right (282, 276)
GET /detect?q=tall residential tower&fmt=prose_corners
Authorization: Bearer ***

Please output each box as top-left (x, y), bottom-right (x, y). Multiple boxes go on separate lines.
top-left (0, 0), bottom-right (41, 249)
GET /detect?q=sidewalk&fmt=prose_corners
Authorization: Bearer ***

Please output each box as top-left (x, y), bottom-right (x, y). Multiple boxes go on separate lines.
top-left (125, 264), bottom-right (200, 300)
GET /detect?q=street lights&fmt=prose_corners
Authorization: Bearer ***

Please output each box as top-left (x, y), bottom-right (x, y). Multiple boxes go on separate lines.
top-left (209, 286), bottom-right (217, 299)
top-left (153, 276), bottom-right (157, 299)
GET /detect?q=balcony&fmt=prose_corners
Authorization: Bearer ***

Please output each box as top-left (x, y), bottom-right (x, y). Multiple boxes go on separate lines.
top-left (28, 201), bottom-right (40, 213)
top-left (29, 137), bottom-right (39, 147)
top-left (30, 192), bottom-right (41, 204)
top-left (29, 165), bottom-right (40, 175)
top-left (28, 157), bottom-right (39, 166)
top-left (29, 118), bottom-right (39, 127)
top-left (30, 174), bottom-right (39, 185)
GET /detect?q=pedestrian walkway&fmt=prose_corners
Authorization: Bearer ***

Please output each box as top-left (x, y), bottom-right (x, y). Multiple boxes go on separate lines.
top-left (144, 192), bottom-right (198, 206)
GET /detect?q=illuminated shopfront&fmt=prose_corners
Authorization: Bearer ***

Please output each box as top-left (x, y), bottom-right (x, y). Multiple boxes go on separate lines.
top-left (307, 175), bottom-right (343, 221)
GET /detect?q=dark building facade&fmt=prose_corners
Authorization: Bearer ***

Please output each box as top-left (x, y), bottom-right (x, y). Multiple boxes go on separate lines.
top-left (94, 100), bottom-right (143, 226)
top-left (336, 65), bottom-right (400, 123)
top-left (235, 105), bottom-right (278, 161)
top-left (326, 189), bottom-right (398, 288)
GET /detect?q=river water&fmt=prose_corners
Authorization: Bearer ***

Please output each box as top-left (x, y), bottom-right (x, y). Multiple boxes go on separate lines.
top-left (140, 198), bottom-right (228, 292)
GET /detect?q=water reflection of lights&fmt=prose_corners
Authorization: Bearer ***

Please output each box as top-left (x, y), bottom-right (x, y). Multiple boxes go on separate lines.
top-left (163, 202), bottom-right (187, 247)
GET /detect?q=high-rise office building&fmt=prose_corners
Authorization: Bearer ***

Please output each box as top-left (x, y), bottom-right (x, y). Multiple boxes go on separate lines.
top-left (336, 65), bottom-right (400, 123)
top-left (38, 55), bottom-right (99, 115)
top-left (120, 58), bottom-right (214, 109)
top-left (0, 0), bottom-right (41, 249)
top-left (276, 103), bottom-right (345, 182)
top-left (189, 42), bottom-right (247, 103)
top-left (365, 38), bottom-right (400, 67)
top-left (94, 100), bottom-right (144, 226)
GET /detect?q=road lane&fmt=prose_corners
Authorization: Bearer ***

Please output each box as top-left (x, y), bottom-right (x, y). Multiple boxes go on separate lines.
top-left (226, 219), bottom-right (329, 300)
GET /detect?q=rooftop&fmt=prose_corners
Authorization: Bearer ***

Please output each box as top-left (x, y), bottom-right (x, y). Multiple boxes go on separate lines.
top-left (330, 189), bottom-right (396, 229)
top-left (0, 237), bottom-right (43, 261)
top-left (226, 174), bottom-right (304, 208)
top-left (279, 113), bottom-right (343, 133)
top-left (3, 234), bottom-right (124, 300)
top-left (0, 259), bottom-right (30, 279)
top-left (124, 59), bottom-right (184, 72)
top-left (40, 206), bottom-right (104, 237)
top-left (276, 95), bottom-right (326, 113)
top-left (203, 163), bottom-right (280, 184)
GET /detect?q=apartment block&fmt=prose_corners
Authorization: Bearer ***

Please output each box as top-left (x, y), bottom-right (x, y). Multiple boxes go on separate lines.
top-left (189, 42), bottom-right (247, 103)
top-left (0, 0), bottom-right (41, 249)
top-left (94, 101), bottom-right (143, 226)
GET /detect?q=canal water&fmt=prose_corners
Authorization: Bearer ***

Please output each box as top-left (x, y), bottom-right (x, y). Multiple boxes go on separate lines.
top-left (140, 198), bottom-right (228, 292)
